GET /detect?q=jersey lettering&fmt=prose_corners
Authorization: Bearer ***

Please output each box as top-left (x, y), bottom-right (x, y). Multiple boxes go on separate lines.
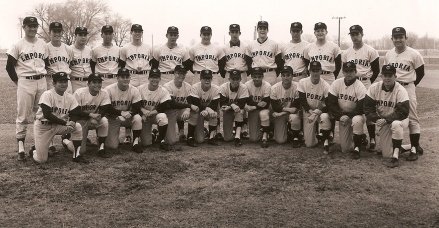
top-left (195, 54), bottom-right (218, 61)
top-left (20, 52), bottom-right (45, 62)
top-left (48, 56), bottom-right (70, 65)
top-left (347, 59), bottom-right (370, 67)
top-left (71, 58), bottom-right (90, 66)
top-left (51, 106), bottom-right (69, 115)
top-left (160, 55), bottom-right (183, 63)
top-left (306, 93), bottom-right (324, 101)
top-left (112, 100), bottom-right (132, 107)
top-left (310, 55), bottom-right (333, 62)
top-left (388, 62), bottom-right (411, 72)
top-left (225, 52), bottom-right (245, 61)
top-left (97, 56), bottom-right (119, 63)
top-left (127, 53), bottom-right (150, 61)
top-left (338, 93), bottom-right (358, 102)
top-left (251, 50), bottom-right (273, 58)
top-left (284, 52), bottom-right (303, 60)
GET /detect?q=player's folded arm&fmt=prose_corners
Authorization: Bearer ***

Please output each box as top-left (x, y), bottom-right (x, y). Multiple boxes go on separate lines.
top-left (170, 96), bottom-right (191, 109)
top-left (41, 104), bottom-right (68, 125)
top-left (236, 97), bottom-right (247, 109)
top-left (208, 98), bottom-right (219, 111)
top-left (247, 96), bottom-right (258, 107)
top-left (218, 57), bottom-right (226, 77)
top-left (5, 55), bottom-right (18, 82)
top-left (370, 57), bottom-right (380, 83)
top-left (69, 107), bottom-right (90, 121)
top-left (105, 104), bottom-right (122, 118)
top-left (99, 104), bottom-right (113, 117)
top-left (326, 93), bottom-right (342, 119)
top-left (334, 54), bottom-right (342, 78)
top-left (270, 99), bottom-right (283, 113)
top-left (384, 100), bottom-right (410, 123)
top-left (90, 60), bottom-right (97, 74)
top-left (131, 101), bottom-right (142, 115)
top-left (187, 96), bottom-right (203, 110)
top-left (346, 98), bottom-right (364, 118)
top-left (157, 100), bottom-right (171, 113)
top-left (299, 92), bottom-right (311, 112)
top-left (414, 65), bottom-right (425, 86)
top-left (244, 55), bottom-right (253, 71)
top-left (219, 94), bottom-right (229, 107)
top-left (363, 95), bottom-right (379, 122)
top-left (259, 97), bottom-right (270, 109)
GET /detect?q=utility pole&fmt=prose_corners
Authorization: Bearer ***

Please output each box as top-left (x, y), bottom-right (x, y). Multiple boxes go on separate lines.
top-left (332, 16), bottom-right (346, 47)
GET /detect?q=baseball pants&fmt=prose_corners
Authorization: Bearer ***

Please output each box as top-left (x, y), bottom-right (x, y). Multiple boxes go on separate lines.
top-left (247, 109), bottom-right (270, 142)
top-left (159, 73), bottom-right (174, 86)
top-left (338, 115), bottom-right (365, 153)
top-left (33, 120), bottom-right (82, 163)
top-left (401, 83), bottom-right (420, 134)
top-left (191, 72), bottom-right (224, 86)
top-left (222, 109), bottom-right (244, 141)
top-left (101, 77), bottom-right (117, 88)
top-left (188, 110), bottom-right (218, 143)
top-left (264, 71), bottom-right (278, 86)
top-left (272, 113), bottom-right (300, 144)
top-left (378, 118), bottom-right (409, 158)
top-left (130, 73), bottom-right (148, 87)
top-left (71, 79), bottom-right (88, 93)
top-left (165, 109), bottom-right (188, 145)
top-left (322, 73), bottom-right (336, 85)
top-left (106, 114), bottom-right (142, 149)
top-left (77, 117), bottom-right (109, 153)
top-left (140, 113), bottom-right (169, 146)
top-left (303, 112), bottom-right (331, 147)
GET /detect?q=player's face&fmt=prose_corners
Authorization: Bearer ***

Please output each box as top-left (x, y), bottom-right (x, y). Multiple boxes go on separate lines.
top-left (101, 32), bottom-right (113, 44)
top-left (229, 78), bottom-right (240, 89)
top-left (75, 33), bottom-right (88, 45)
top-left (201, 33), bottom-right (212, 43)
top-left (257, 27), bottom-right (268, 39)
top-left (251, 74), bottom-right (264, 87)
top-left (50, 30), bottom-right (63, 43)
top-left (281, 72), bottom-right (293, 85)
top-left (174, 72), bottom-right (186, 83)
top-left (148, 77), bottom-right (160, 87)
top-left (349, 32), bottom-right (363, 44)
top-left (53, 80), bottom-right (69, 94)
top-left (314, 29), bottom-right (327, 40)
top-left (131, 30), bottom-right (143, 41)
top-left (201, 77), bottom-right (212, 87)
top-left (310, 69), bottom-right (321, 83)
top-left (343, 70), bottom-right (357, 82)
top-left (229, 31), bottom-right (241, 40)
top-left (88, 80), bottom-right (102, 93)
top-left (166, 33), bottom-right (179, 44)
top-left (117, 75), bottom-right (130, 88)
top-left (290, 29), bottom-right (302, 41)
top-left (391, 35), bottom-right (407, 49)
top-left (23, 24), bottom-right (38, 38)
top-left (382, 73), bottom-right (396, 87)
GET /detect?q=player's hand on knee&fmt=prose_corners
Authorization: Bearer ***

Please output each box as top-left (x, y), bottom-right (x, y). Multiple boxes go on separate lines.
top-left (121, 111), bottom-right (132, 119)
top-left (230, 104), bottom-right (240, 113)
top-left (244, 104), bottom-right (254, 112)
top-left (312, 109), bottom-right (322, 116)
top-left (66, 121), bottom-right (76, 132)
top-left (201, 110), bottom-right (209, 117)
top-left (272, 112), bottom-right (281, 118)
top-left (340, 115), bottom-right (350, 126)
top-left (190, 105), bottom-right (199, 112)
top-left (308, 113), bottom-right (317, 123)
top-left (89, 113), bottom-right (101, 120)
top-left (209, 111), bottom-right (217, 119)
top-left (181, 108), bottom-right (190, 120)
top-left (221, 105), bottom-right (231, 111)
top-left (257, 101), bottom-right (267, 108)
top-left (376, 118), bottom-right (386, 127)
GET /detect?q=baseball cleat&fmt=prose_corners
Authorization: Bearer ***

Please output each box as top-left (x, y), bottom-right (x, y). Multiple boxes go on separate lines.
top-left (61, 135), bottom-right (75, 154)
top-left (261, 139), bottom-right (268, 148)
top-left (323, 145), bottom-right (329, 155)
top-left (123, 136), bottom-right (132, 145)
top-left (241, 131), bottom-right (249, 139)
top-left (160, 141), bottom-right (171, 151)
top-left (386, 158), bottom-right (399, 168)
top-left (179, 134), bottom-right (187, 142)
top-left (97, 148), bottom-right (110, 158)
top-left (215, 133), bottom-right (224, 141)
top-left (416, 146), bottom-right (424, 155)
top-left (132, 143), bottom-right (142, 153)
top-left (234, 138), bottom-right (242, 147)
top-left (369, 141), bottom-right (376, 152)
top-left (292, 138), bottom-right (301, 148)
top-left (73, 155), bottom-right (89, 164)
top-left (208, 138), bottom-right (219, 146)
top-left (48, 145), bottom-right (58, 157)
top-left (351, 148), bottom-right (360, 160)
top-left (186, 137), bottom-right (197, 147)
top-left (18, 151), bottom-right (26, 161)
top-left (406, 147), bottom-right (419, 161)
top-left (28, 145), bottom-right (36, 158)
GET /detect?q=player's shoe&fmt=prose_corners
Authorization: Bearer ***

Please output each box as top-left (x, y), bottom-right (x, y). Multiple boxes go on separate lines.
top-left (186, 137), bottom-right (197, 147)
top-left (215, 133), bottom-right (224, 141)
top-left (261, 139), bottom-right (268, 148)
top-left (61, 135), bottom-right (76, 154)
top-left (351, 147), bottom-right (360, 160)
top-left (123, 136), bottom-right (132, 145)
top-left (241, 131), bottom-right (249, 139)
top-left (416, 146), bottom-right (424, 156)
top-left (234, 138), bottom-right (242, 147)
top-left (203, 127), bottom-right (209, 139)
top-left (98, 148), bottom-right (110, 158)
top-left (386, 158), bottom-right (399, 168)
top-left (160, 141), bottom-right (171, 151)
top-left (86, 137), bottom-right (93, 146)
top-left (48, 145), bottom-right (58, 157)
top-left (179, 134), bottom-right (187, 142)
top-left (292, 138), bottom-right (301, 148)
top-left (208, 138), bottom-right (219, 146)
top-left (323, 145), bottom-right (329, 155)
top-left (17, 151), bottom-right (26, 161)
top-left (132, 143), bottom-right (143, 153)
top-left (369, 138), bottom-right (376, 152)
top-left (28, 146), bottom-right (38, 163)
top-left (73, 155), bottom-right (89, 164)
top-left (406, 147), bottom-right (419, 161)
top-left (375, 150), bottom-right (382, 156)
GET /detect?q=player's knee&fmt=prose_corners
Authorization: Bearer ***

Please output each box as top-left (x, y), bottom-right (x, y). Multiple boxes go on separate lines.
top-left (259, 109), bottom-right (270, 122)
top-left (391, 120), bottom-right (403, 131)
top-left (234, 111), bottom-right (244, 122)
top-left (132, 114), bottom-right (143, 130)
top-left (352, 115), bottom-right (364, 134)
top-left (156, 113), bottom-right (168, 126)
top-left (289, 114), bottom-right (301, 130)
top-left (319, 113), bottom-right (331, 130)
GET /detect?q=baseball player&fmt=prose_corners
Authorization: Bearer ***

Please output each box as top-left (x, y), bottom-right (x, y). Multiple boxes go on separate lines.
top-left (162, 65), bottom-right (193, 144)
top-left (189, 26), bottom-right (226, 86)
top-left (384, 27), bottom-right (425, 156)
top-left (304, 22), bottom-right (342, 85)
top-left (70, 27), bottom-right (92, 92)
top-left (46, 22), bottom-right (73, 94)
top-left (6, 16), bottom-right (49, 161)
top-left (73, 73), bottom-right (111, 158)
top-left (104, 68), bottom-right (143, 153)
top-left (327, 62), bottom-right (367, 158)
top-left (186, 70), bottom-right (220, 146)
top-left (91, 25), bottom-right (120, 88)
top-left (364, 64), bottom-right (411, 168)
top-left (281, 22), bottom-right (309, 82)
top-left (152, 26), bottom-right (191, 85)
top-left (29, 72), bottom-right (87, 163)
top-left (298, 61), bottom-right (332, 148)
top-left (342, 24), bottom-right (380, 150)
top-left (244, 67), bottom-right (271, 146)
top-left (138, 69), bottom-right (172, 151)
top-left (222, 24), bottom-right (249, 82)
top-left (270, 66), bottom-right (301, 145)
top-left (219, 70), bottom-right (249, 146)
top-left (119, 24), bottom-right (154, 87)
top-left (246, 21), bottom-right (283, 86)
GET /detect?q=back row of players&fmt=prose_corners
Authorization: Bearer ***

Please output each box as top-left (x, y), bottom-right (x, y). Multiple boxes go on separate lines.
top-left (6, 17), bottom-right (425, 168)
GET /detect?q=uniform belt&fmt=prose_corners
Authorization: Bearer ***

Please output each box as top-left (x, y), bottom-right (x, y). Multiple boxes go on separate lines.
top-left (359, 77), bottom-right (369, 81)
top-left (24, 75), bottom-right (45, 80)
top-left (194, 71), bottom-right (219, 74)
top-left (128, 70), bottom-right (149, 74)
top-left (397, 81), bottom-right (413, 86)
top-left (162, 71), bottom-right (175, 75)
top-left (262, 68), bottom-right (276, 73)
top-left (321, 71), bottom-right (332, 75)
top-left (292, 72), bottom-right (303, 77)
top-left (71, 77), bottom-right (88, 81)
top-left (101, 74), bottom-right (116, 78)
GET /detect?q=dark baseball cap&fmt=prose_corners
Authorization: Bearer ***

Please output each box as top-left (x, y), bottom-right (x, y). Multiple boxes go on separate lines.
top-left (392, 27), bottom-right (406, 36)
top-left (314, 22), bottom-right (327, 30)
top-left (117, 68), bottom-right (130, 77)
top-left (257, 21), bottom-right (269, 28)
top-left (229, 70), bottom-right (241, 80)
top-left (101, 25), bottom-right (114, 33)
top-left (281, 66), bottom-right (293, 74)
top-left (309, 61), bottom-right (322, 71)
top-left (251, 67), bottom-right (264, 76)
top-left (23, 16), bottom-right (39, 26)
top-left (290, 22), bottom-right (302, 31)
top-left (167, 26), bottom-right (179, 34)
top-left (87, 73), bottom-right (103, 82)
top-left (52, 72), bottom-right (70, 82)
top-left (131, 24), bottom-right (143, 32)
top-left (149, 68), bottom-right (161, 78)
top-left (200, 26), bottom-right (212, 34)
top-left (381, 64), bottom-right (396, 75)
top-left (49, 22), bottom-right (63, 32)
top-left (229, 24), bottom-right (240, 32)
top-left (200, 69), bottom-right (213, 79)
top-left (349, 25), bottom-right (363, 34)
top-left (75, 27), bottom-right (89, 35)
top-left (343, 62), bottom-right (357, 72)
top-left (174, 65), bottom-right (187, 73)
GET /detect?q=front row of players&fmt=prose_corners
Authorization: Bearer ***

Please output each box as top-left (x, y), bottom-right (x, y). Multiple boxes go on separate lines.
top-left (29, 62), bottom-right (419, 168)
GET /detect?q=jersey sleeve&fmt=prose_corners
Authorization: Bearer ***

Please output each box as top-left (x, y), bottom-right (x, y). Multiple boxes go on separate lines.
top-left (383, 52), bottom-right (390, 65)
top-left (323, 81), bottom-right (330, 98)
top-left (189, 85), bottom-right (200, 98)
top-left (396, 86), bottom-right (409, 103)
top-left (212, 86), bottom-right (220, 100)
top-left (366, 84), bottom-right (376, 100)
top-left (219, 83), bottom-right (227, 97)
top-left (245, 44), bottom-right (252, 57)
top-left (333, 44), bottom-right (341, 57)
top-left (413, 50), bottom-right (425, 69)
top-left (328, 81), bottom-right (338, 96)
top-left (69, 95), bottom-right (79, 110)
top-left (6, 42), bottom-right (20, 60)
top-left (263, 83), bottom-right (271, 98)
top-left (341, 50), bottom-right (347, 63)
top-left (369, 47), bottom-right (379, 62)
top-left (38, 91), bottom-right (52, 107)
top-left (73, 90), bottom-right (82, 105)
top-left (189, 46), bottom-right (195, 61)
top-left (270, 86), bottom-right (279, 100)
top-left (303, 44), bottom-right (310, 60)
top-left (131, 87), bottom-right (142, 103)
top-left (162, 83), bottom-right (174, 96)
top-left (298, 79), bottom-right (305, 93)
top-left (182, 47), bottom-right (190, 61)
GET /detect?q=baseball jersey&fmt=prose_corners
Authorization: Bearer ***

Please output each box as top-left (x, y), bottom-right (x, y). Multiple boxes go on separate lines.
top-left (7, 38), bottom-right (48, 77)
top-left (223, 42), bottom-right (249, 71)
top-left (304, 41), bottom-right (341, 72)
top-left (163, 80), bottom-right (192, 105)
top-left (35, 89), bottom-right (78, 121)
top-left (190, 82), bottom-right (220, 107)
top-left (189, 43), bottom-right (225, 72)
top-left (367, 81), bottom-right (409, 118)
top-left (342, 43), bottom-right (379, 78)
top-left (46, 42), bottom-right (72, 75)
top-left (73, 87), bottom-right (111, 114)
top-left (137, 84), bottom-right (171, 111)
top-left (329, 78), bottom-right (367, 113)
top-left (153, 44), bottom-right (190, 73)
top-left (281, 40), bottom-right (309, 73)
top-left (244, 80), bottom-right (271, 103)
top-left (70, 45), bottom-right (92, 78)
top-left (219, 82), bottom-right (249, 105)
top-left (270, 81), bottom-right (299, 108)
top-left (120, 43), bottom-right (152, 71)
top-left (384, 47), bottom-right (424, 83)
top-left (104, 83), bottom-right (141, 111)
top-left (92, 44), bottom-right (120, 74)
top-left (298, 77), bottom-right (330, 110)
top-left (246, 38), bottom-right (281, 69)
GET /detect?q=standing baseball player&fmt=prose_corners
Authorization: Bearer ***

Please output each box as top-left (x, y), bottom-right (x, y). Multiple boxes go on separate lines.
top-left (104, 68), bottom-right (143, 153)
top-left (304, 22), bottom-right (341, 85)
top-left (270, 66), bottom-right (301, 145)
top-left (162, 65), bottom-right (193, 144)
top-left (364, 64), bottom-right (411, 168)
top-left (222, 24), bottom-right (249, 82)
top-left (91, 25), bottom-right (120, 88)
top-left (29, 72), bottom-right (87, 163)
top-left (6, 16), bottom-right (49, 161)
top-left (342, 24), bottom-right (380, 150)
top-left (70, 27), bottom-right (92, 92)
top-left (298, 61), bottom-right (332, 148)
top-left (219, 70), bottom-right (249, 146)
top-left (384, 27), bottom-right (425, 156)
top-left (119, 24), bottom-right (154, 87)
top-left (73, 73), bottom-right (111, 158)
top-left (186, 70), bottom-right (220, 146)
top-left (189, 26), bottom-right (226, 86)
top-left (153, 26), bottom-right (191, 85)
top-left (246, 21), bottom-right (283, 85)
top-left (244, 67), bottom-right (271, 146)
top-left (327, 62), bottom-right (367, 158)
top-left (138, 69), bottom-right (172, 151)
top-left (281, 22), bottom-right (309, 82)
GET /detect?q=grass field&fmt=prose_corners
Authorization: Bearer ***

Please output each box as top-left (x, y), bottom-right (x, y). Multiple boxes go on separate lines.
top-left (1, 68), bottom-right (439, 227)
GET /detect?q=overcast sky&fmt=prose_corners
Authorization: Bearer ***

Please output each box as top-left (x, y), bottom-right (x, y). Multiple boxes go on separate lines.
top-left (1, 0), bottom-right (437, 49)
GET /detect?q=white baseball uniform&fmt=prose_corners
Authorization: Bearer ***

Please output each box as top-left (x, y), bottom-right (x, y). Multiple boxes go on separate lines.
top-left (120, 42), bottom-right (152, 87)
top-left (304, 41), bottom-right (341, 84)
top-left (281, 40), bottom-right (309, 82)
top-left (245, 79), bottom-right (271, 141)
top-left (219, 82), bottom-right (249, 141)
top-left (92, 44), bottom-right (120, 87)
top-left (189, 43), bottom-right (225, 85)
top-left (70, 45), bottom-right (92, 91)
top-left (342, 43), bottom-right (379, 88)
top-left (46, 42), bottom-right (73, 93)
top-left (223, 41), bottom-right (249, 82)
top-left (153, 43), bottom-right (190, 84)
top-left (246, 38), bottom-right (281, 85)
